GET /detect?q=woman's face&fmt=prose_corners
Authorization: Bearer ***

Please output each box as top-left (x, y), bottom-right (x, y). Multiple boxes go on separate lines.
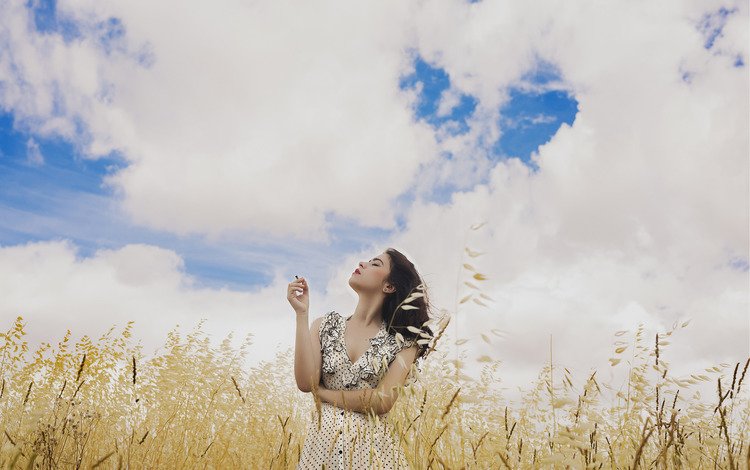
top-left (348, 251), bottom-right (393, 294)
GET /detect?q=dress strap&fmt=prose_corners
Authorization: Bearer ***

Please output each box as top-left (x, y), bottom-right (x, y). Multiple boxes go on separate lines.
top-left (319, 311), bottom-right (335, 338)
top-left (319, 311), bottom-right (341, 375)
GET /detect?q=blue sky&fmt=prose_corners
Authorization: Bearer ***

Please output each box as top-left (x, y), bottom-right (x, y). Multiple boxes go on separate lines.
top-left (0, 0), bottom-right (746, 403)
top-left (399, 56), bottom-right (579, 174)
top-left (0, 48), bottom-right (579, 289)
top-left (1, 1), bottom-right (745, 294)
top-left (5, 3), bottom-right (746, 289)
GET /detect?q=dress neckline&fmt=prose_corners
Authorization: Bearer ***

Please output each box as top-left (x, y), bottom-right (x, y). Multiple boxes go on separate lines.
top-left (341, 313), bottom-right (386, 365)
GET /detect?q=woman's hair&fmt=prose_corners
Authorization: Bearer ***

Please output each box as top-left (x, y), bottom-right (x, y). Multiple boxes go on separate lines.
top-left (381, 247), bottom-right (435, 363)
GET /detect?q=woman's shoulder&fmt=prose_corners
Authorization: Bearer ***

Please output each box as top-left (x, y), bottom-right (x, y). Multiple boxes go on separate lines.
top-left (317, 310), bottom-right (338, 319)
top-left (318, 310), bottom-right (341, 330)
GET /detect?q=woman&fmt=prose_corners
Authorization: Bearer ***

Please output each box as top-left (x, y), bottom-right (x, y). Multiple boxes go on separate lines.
top-left (289, 248), bottom-right (434, 469)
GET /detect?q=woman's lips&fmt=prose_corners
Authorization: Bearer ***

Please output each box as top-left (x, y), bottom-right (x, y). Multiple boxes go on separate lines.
top-left (353, 269), bottom-right (360, 274)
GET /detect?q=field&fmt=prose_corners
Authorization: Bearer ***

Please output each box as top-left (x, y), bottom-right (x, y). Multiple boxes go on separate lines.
top-left (1, 241), bottom-right (749, 469)
top-left (0, 308), bottom-right (747, 469)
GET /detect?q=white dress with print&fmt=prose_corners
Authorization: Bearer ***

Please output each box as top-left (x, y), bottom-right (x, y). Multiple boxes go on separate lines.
top-left (296, 311), bottom-right (417, 470)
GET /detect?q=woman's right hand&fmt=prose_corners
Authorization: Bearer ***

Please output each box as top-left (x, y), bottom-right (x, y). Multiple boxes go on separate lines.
top-left (287, 277), bottom-right (309, 315)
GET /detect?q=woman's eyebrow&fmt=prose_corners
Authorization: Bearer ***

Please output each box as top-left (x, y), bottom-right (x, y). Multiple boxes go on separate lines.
top-left (370, 257), bottom-right (383, 264)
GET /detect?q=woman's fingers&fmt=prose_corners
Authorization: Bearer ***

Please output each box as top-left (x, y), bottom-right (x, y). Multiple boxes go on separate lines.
top-left (289, 280), bottom-right (307, 292)
top-left (287, 278), bottom-right (307, 303)
top-left (288, 281), bottom-right (306, 297)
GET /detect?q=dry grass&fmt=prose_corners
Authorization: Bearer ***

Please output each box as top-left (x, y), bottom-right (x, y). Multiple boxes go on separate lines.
top-left (0, 322), bottom-right (747, 469)
top-left (1, 227), bottom-right (748, 468)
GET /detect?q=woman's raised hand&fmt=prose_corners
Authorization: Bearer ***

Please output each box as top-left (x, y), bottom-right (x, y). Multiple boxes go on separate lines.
top-left (287, 276), bottom-right (309, 315)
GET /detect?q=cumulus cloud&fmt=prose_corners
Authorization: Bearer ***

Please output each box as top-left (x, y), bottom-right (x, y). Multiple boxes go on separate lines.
top-left (436, 86), bottom-right (463, 118)
top-left (358, 0), bottom-right (747, 401)
top-left (0, 240), bottom-right (311, 366)
top-left (0, 0), bottom-right (439, 239)
top-left (0, 0), bottom-right (746, 406)
top-left (389, 0), bottom-right (748, 402)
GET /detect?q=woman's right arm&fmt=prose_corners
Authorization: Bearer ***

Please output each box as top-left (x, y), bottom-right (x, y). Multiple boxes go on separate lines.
top-left (294, 313), bottom-right (323, 393)
top-left (287, 276), bottom-right (323, 393)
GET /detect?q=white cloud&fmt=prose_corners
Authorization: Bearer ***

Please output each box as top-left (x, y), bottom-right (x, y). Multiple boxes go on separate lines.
top-left (527, 114), bottom-right (556, 126)
top-left (0, 239), bottom-right (311, 366)
top-left (436, 86), bottom-right (462, 117)
top-left (0, 0), bottom-right (746, 406)
top-left (0, 0), bottom-right (440, 240)
top-left (25, 138), bottom-right (44, 166)
top-left (375, 0), bottom-right (748, 402)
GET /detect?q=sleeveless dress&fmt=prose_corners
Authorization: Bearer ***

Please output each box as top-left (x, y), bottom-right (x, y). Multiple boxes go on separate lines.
top-left (296, 310), bottom-right (418, 470)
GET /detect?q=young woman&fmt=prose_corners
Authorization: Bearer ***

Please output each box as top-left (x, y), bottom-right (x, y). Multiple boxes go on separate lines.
top-left (289, 248), bottom-right (434, 469)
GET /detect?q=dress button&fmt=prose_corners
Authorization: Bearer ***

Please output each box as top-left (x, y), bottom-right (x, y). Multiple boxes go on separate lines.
top-left (340, 411), bottom-right (344, 415)
top-left (339, 450), bottom-right (342, 454)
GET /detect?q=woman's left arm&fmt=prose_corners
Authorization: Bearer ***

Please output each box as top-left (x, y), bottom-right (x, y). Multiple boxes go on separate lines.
top-left (316, 345), bottom-right (418, 416)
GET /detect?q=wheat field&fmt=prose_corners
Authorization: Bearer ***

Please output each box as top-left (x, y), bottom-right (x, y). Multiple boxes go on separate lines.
top-left (1, 239), bottom-right (748, 469)
top-left (0, 312), bottom-right (748, 469)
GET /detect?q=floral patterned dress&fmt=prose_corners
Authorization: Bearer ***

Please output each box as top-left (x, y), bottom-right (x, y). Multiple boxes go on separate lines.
top-left (296, 310), bottom-right (417, 470)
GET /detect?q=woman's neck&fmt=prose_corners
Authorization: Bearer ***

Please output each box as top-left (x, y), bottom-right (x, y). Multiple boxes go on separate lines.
top-left (350, 294), bottom-right (384, 327)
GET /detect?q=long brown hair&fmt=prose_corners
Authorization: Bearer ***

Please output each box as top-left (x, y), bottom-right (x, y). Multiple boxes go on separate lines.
top-left (381, 248), bottom-right (435, 363)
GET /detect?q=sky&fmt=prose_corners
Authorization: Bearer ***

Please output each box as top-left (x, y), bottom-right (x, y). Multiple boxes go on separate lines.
top-left (0, 0), bottom-right (747, 406)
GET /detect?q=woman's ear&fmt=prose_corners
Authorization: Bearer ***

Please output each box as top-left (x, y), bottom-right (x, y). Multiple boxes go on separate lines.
top-left (384, 283), bottom-right (395, 294)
